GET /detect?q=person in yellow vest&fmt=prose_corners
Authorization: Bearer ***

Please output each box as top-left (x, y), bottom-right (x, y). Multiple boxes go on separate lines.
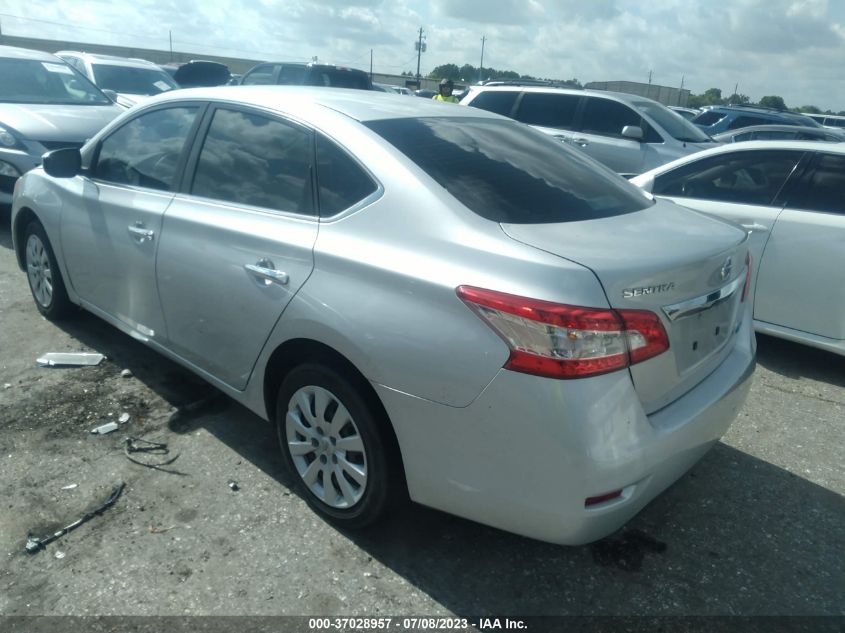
top-left (433, 78), bottom-right (459, 103)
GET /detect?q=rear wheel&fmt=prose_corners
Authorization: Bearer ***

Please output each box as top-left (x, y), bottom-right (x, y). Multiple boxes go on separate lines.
top-left (275, 363), bottom-right (394, 528)
top-left (24, 221), bottom-right (72, 320)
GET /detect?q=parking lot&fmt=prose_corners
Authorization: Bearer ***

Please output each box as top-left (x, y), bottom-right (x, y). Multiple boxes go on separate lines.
top-left (0, 206), bottom-right (842, 620)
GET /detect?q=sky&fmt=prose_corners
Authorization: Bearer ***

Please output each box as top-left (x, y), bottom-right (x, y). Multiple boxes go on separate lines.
top-left (2, 0), bottom-right (844, 112)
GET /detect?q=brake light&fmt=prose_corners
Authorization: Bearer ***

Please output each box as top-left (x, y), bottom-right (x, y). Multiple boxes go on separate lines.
top-left (456, 286), bottom-right (669, 379)
top-left (741, 252), bottom-right (752, 302)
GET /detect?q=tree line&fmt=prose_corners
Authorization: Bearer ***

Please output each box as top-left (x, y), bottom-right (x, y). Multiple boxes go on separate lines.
top-left (420, 63), bottom-right (843, 116)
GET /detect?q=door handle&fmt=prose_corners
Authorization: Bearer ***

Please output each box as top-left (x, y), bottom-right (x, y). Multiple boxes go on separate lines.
top-left (739, 222), bottom-right (768, 233)
top-left (245, 262), bottom-right (289, 286)
top-left (571, 138), bottom-right (589, 147)
top-left (127, 223), bottom-right (154, 242)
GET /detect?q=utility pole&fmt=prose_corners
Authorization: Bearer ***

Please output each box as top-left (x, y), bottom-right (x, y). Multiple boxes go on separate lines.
top-left (415, 27), bottom-right (425, 82)
top-left (648, 69), bottom-right (652, 84)
top-left (370, 48), bottom-right (373, 81)
top-left (169, 30), bottom-right (173, 62)
top-left (733, 82), bottom-right (739, 100)
top-left (678, 74), bottom-right (685, 106)
top-left (478, 35), bottom-right (486, 83)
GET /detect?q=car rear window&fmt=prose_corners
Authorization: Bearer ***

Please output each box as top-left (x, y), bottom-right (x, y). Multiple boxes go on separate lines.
top-left (364, 117), bottom-right (651, 224)
top-left (692, 111), bottom-right (725, 126)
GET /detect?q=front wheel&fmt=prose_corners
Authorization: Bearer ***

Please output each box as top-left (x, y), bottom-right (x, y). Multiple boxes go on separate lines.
top-left (276, 363), bottom-right (395, 528)
top-left (24, 221), bottom-right (73, 320)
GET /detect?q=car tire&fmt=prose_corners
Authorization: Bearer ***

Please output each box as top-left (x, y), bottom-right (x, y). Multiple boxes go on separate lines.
top-left (275, 362), bottom-right (395, 528)
top-left (23, 220), bottom-right (73, 320)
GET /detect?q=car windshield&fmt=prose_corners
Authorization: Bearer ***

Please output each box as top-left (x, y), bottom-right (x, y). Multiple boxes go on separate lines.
top-left (634, 101), bottom-right (714, 143)
top-left (92, 64), bottom-right (179, 95)
top-left (0, 58), bottom-right (111, 105)
top-left (365, 117), bottom-right (652, 224)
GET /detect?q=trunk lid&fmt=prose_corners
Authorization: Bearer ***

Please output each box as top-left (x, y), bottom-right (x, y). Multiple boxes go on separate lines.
top-left (501, 199), bottom-right (749, 413)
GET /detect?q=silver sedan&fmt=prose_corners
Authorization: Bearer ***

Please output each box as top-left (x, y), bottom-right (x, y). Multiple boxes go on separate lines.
top-left (11, 87), bottom-right (755, 545)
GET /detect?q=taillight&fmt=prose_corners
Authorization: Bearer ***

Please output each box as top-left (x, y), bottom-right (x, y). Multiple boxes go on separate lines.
top-left (741, 252), bottom-right (752, 302)
top-left (456, 286), bottom-right (669, 379)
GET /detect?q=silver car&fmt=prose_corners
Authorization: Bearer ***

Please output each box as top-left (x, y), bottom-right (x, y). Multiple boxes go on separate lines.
top-left (0, 45), bottom-right (123, 205)
top-left (11, 87), bottom-right (755, 545)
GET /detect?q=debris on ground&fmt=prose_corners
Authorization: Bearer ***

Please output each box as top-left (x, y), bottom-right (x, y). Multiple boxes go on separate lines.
top-left (60, 484), bottom-right (78, 490)
top-left (591, 529), bottom-right (667, 572)
top-left (120, 369), bottom-right (133, 378)
top-left (25, 482), bottom-right (125, 554)
top-left (54, 551), bottom-right (66, 559)
top-left (118, 412), bottom-right (131, 424)
top-left (36, 352), bottom-right (105, 367)
top-left (3, 383), bottom-right (11, 389)
top-left (228, 480), bottom-right (240, 491)
top-left (123, 437), bottom-right (181, 473)
top-left (148, 525), bottom-right (177, 534)
top-left (90, 422), bottom-right (119, 435)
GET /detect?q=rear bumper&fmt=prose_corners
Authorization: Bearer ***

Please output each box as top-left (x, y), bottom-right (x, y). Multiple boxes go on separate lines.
top-left (377, 313), bottom-right (755, 545)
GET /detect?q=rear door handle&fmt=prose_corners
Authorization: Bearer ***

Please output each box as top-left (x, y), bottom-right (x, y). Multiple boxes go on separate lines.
top-left (245, 261), bottom-right (289, 286)
top-left (127, 223), bottom-right (154, 242)
top-left (740, 222), bottom-right (768, 233)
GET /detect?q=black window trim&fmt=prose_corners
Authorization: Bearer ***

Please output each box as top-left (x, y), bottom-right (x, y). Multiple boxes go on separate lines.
top-left (574, 95), bottom-right (649, 142)
top-left (88, 100), bottom-right (208, 194)
top-left (511, 90), bottom-right (584, 131)
top-left (314, 131), bottom-right (382, 220)
top-left (179, 101), bottom-right (320, 220)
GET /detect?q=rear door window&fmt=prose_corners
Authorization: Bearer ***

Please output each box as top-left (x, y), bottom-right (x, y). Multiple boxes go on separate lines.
top-left (94, 106), bottom-right (199, 191)
top-left (692, 111), bottom-right (725, 126)
top-left (579, 98), bottom-right (641, 137)
top-left (513, 92), bottom-right (580, 129)
top-left (727, 115), bottom-right (776, 130)
top-left (365, 117), bottom-right (650, 223)
top-left (785, 153), bottom-right (845, 215)
top-left (316, 135), bottom-right (378, 216)
top-left (190, 108), bottom-right (315, 215)
top-left (278, 65), bottom-right (308, 85)
top-left (466, 90), bottom-right (519, 117)
top-left (652, 150), bottom-right (805, 205)
top-left (241, 64), bottom-right (278, 85)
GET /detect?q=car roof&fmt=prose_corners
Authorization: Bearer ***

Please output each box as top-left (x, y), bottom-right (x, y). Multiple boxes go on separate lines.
top-left (716, 124), bottom-right (837, 136)
top-left (467, 84), bottom-right (661, 105)
top-left (0, 45), bottom-right (64, 62)
top-left (144, 85), bottom-right (504, 122)
top-left (634, 139), bottom-right (845, 180)
top-left (55, 51), bottom-right (159, 68)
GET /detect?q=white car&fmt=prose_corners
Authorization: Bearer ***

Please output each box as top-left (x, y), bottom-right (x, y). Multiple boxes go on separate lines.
top-left (55, 51), bottom-right (180, 108)
top-left (632, 141), bottom-right (845, 356)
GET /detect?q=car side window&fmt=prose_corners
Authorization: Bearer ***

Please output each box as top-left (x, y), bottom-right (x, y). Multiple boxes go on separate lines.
top-left (727, 115), bottom-right (774, 130)
top-left (316, 134), bottom-right (377, 216)
top-left (733, 132), bottom-right (753, 142)
top-left (466, 91), bottom-right (519, 117)
top-left (514, 93), bottom-right (580, 129)
top-left (692, 111), bottom-right (724, 126)
top-left (191, 108), bottom-right (315, 215)
top-left (579, 98), bottom-right (641, 137)
top-left (241, 65), bottom-right (277, 85)
top-left (653, 150), bottom-right (804, 205)
top-left (94, 106), bottom-right (198, 191)
top-left (786, 153), bottom-right (845, 215)
top-left (278, 65), bottom-right (308, 85)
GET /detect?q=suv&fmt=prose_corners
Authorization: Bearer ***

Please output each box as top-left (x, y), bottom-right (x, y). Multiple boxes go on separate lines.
top-left (461, 84), bottom-right (717, 176)
top-left (804, 113), bottom-right (845, 129)
top-left (691, 105), bottom-right (822, 135)
top-left (55, 51), bottom-right (180, 107)
top-left (240, 62), bottom-right (372, 90)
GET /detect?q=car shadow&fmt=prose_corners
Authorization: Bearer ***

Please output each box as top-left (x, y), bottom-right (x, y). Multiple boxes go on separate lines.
top-left (44, 310), bottom-right (845, 616)
top-left (0, 205), bottom-right (12, 250)
top-left (756, 333), bottom-right (845, 388)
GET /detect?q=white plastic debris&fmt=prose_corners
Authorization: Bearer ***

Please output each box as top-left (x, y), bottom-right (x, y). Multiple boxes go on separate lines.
top-left (90, 422), bottom-right (119, 435)
top-left (3, 383), bottom-right (11, 389)
top-left (54, 551), bottom-right (66, 559)
top-left (61, 484), bottom-right (78, 490)
top-left (120, 369), bottom-right (133, 378)
top-left (118, 413), bottom-right (130, 424)
top-left (37, 352), bottom-right (105, 367)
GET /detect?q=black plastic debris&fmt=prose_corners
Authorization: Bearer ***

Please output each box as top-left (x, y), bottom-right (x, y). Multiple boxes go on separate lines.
top-left (228, 480), bottom-right (240, 492)
top-left (123, 437), bottom-right (180, 471)
top-left (25, 482), bottom-right (125, 554)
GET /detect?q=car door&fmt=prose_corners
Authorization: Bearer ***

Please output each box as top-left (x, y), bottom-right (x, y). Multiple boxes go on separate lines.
top-left (754, 152), bottom-right (845, 339)
top-left (511, 91), bottom-right (582, 146)
top-left (60, 104), bottom-right (202, 340)
top-left (155, 105), bottom-right (319, 390)
top-left (570, 96), bottom-right (648, 174)
top-left (650, 149), bottom-right (808, 295)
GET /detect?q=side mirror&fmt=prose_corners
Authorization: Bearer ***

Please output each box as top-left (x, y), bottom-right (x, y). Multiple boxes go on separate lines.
top-left (42, 148), bottom-right (82, 178)
top-left (101, 89), bottom-right (119, 103)
top-left (622, 125), bottom-right (644, 141)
